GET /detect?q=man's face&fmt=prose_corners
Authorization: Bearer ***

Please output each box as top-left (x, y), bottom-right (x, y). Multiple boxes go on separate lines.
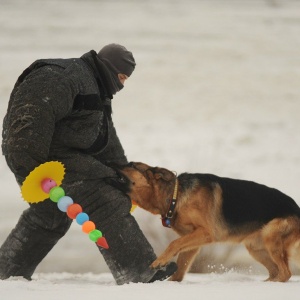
top-left (118, 73), bottom-right (128, 85)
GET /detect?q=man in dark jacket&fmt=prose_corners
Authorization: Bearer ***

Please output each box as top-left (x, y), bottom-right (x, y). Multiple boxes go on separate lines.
top-left (0, 44), bottom-right (177, 284)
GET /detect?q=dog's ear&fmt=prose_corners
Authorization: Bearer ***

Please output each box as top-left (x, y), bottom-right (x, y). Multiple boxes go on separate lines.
top-left (153, 168), bottom-right (175, 182)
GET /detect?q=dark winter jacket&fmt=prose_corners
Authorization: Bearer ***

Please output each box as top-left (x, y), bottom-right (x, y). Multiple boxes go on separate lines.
top-left (2, 51), bottom-right (127, 184)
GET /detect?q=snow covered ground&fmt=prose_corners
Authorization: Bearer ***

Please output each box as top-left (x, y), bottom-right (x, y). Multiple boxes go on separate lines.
top-left (1, 0), bottom-right (300, 298)
top-left (2, 272), bottom-right (300, 300)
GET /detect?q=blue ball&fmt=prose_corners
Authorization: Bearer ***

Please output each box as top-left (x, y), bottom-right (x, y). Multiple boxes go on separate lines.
top-left (57, 196), bottom-right (74, 212)
top-left (76, 212), bottom-right (89, 225)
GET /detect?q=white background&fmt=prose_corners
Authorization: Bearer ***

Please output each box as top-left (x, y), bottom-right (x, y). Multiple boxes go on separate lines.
top-left (0, 0), bottom-right (300, 298)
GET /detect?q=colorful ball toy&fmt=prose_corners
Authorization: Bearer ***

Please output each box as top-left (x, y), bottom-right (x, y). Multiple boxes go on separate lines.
top-left (21, 161), bottom-right (109, 249)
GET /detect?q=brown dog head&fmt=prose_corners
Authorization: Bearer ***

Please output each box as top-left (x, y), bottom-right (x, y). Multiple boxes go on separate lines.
top-left (118, 162), bottom-right (177, 215)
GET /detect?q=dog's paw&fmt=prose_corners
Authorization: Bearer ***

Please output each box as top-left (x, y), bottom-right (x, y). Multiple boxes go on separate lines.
top-left (151, 259), bottom-right (167, 269)
top-left (170, 272), bottom-right (184, 282)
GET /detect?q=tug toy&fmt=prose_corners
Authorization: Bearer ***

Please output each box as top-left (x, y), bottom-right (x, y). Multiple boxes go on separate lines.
top-left (21, 161), bottom-right (109, 249)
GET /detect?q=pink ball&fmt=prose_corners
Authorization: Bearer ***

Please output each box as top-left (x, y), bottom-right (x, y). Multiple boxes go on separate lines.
top-left (41, 178), bottom-right (57, 193)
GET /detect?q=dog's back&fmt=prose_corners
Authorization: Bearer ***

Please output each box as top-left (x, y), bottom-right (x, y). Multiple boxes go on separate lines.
top-left (178, 173), bottom-right (300, 230)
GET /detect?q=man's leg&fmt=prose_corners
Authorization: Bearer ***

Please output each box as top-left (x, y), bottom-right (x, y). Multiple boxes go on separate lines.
top-left (0, 200), bottom-right (72, 279)
top-left (66, 178), bottom-right (176, 284)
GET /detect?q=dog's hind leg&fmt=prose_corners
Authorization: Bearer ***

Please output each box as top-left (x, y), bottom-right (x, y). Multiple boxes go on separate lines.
top-left (170, 248), bottom-right (200, 282)
top-left (245, 243), bottom-right (279, 281)
top-left (264, 243), bottom-right (291, 282)
top-left (261, 219), bottom-right (294, 282)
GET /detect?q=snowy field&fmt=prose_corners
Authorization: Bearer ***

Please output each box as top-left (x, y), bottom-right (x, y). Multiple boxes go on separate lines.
top-left (1, 0), bottom-right (300, 298)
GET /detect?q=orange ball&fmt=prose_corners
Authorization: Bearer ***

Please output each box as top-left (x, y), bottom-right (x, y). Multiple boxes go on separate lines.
top-left (82, 221), bottom-right (96, 233)
top-left (66, 204), bottom-right (82, 219)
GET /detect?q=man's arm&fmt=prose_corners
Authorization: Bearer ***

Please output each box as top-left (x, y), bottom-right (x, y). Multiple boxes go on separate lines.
top-left (3, 67), bottom-right (76, 182)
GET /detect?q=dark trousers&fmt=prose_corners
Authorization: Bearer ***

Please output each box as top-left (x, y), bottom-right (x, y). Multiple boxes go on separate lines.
top-left (0, 156), bottom-right (157, 284)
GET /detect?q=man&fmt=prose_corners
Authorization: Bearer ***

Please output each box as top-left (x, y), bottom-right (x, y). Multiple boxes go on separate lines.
top-left (0, 44), bottom-right (177, 284)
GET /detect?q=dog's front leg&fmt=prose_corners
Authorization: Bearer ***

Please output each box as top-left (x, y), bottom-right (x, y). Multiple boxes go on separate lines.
top-left (171, 248), bottom-right (201, 282)
top-left (151, 227), bottom-right (212, 269)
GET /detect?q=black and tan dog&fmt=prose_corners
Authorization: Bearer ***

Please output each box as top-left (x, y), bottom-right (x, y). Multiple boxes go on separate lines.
top-left (112, 162), bottom-right (300, 282)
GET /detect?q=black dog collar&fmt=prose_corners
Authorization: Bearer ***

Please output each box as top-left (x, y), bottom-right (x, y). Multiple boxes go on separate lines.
top-left (162, 179), bottom-right (179, 228)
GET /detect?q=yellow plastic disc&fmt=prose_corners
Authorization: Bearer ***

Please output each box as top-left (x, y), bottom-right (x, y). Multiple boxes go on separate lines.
top-left (130, 200), bottom-right (138, 213)
top-left (21, 161), bottom-right (65, 203)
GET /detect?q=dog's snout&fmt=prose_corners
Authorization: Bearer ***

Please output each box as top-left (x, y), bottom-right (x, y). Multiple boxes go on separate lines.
top-left (118, 175), bottom-right (126, 183)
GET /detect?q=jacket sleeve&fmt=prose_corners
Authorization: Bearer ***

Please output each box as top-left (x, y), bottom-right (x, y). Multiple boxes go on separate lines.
top-left (3, 66), bottom-right (77, 182)
top-left (94, 119), bottom-right (128, 166)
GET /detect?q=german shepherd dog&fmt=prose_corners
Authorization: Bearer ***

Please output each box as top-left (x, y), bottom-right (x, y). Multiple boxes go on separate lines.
top-left (111, 162), bottom-right (300, 282)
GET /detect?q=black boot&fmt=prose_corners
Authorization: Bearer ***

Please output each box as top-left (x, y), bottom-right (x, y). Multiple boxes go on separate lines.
top-left (0, 201), bottom-right (72, 280)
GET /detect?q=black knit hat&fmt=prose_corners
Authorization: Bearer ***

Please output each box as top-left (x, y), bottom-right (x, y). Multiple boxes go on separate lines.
top-left (97, 43), bottom-right (136, 77)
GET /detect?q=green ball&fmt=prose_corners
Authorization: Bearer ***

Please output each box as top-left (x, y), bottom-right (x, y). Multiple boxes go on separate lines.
top-left (49, 186), bottom-right (65, 203)
top-left (89, 229), bottom-right (102, 242)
